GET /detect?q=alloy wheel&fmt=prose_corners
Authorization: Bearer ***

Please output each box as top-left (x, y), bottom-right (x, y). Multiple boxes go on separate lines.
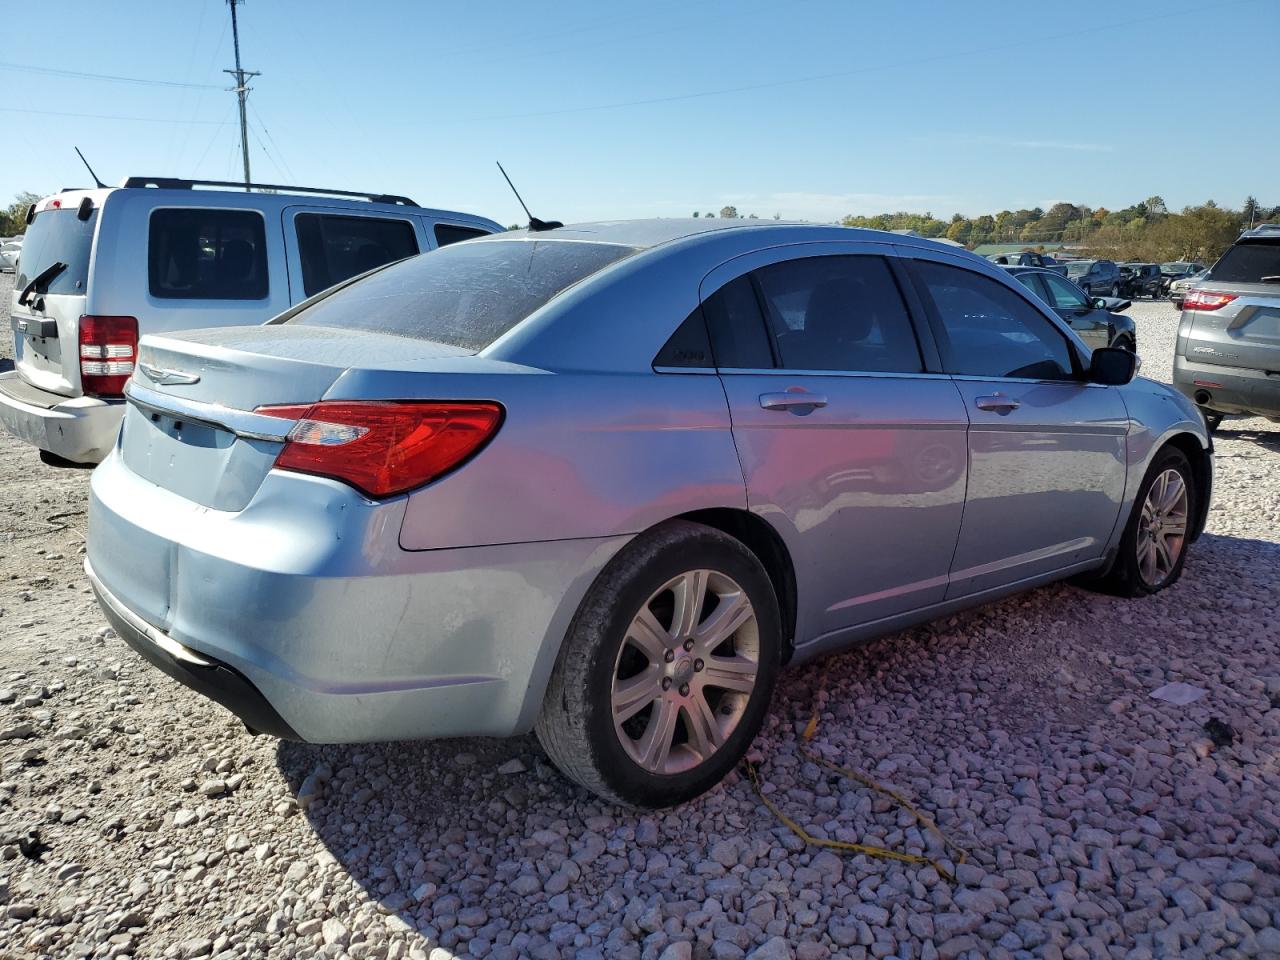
top-left (1136, 468), bottom-right (1189, 588)
top-left (611, 570), bottom-right (760, 775)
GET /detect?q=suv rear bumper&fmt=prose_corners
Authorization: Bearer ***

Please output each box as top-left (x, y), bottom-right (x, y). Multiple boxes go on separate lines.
top-left (0, 371), bottom-right (123, 462)
top-left (1172, 355), bottom-right (1280, 419)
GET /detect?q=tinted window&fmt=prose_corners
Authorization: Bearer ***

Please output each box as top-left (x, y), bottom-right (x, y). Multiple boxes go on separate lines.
top-left (296, 214), bottom-right (418, 297)
top-left (702, 275), bottom-right (774, 369)
top-left (1209, 241), bottom-right (1280, 284)
top-left (16, 208), bottom-right (97, 296)
top-left (1014, 272), bottom-right (1048, 300)
top-left (915, 261), bottom-right (1076, 381)
top-left (434, 224), bottom-right (490, 248)
top-left (1041, 273), bottom-right (1091, 310)
top-left (753, 256), bottom-right (922, 373)
top-left (149, 208), bottom-right (268, 300)
top-left (290, 239), bottom-right (636, 351)
top-left (654, 309), bottom-right (713, 368)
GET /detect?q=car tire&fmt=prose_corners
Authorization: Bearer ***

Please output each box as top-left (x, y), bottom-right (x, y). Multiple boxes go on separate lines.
top-left (1110, 283), bottom-right (1120, 297)
top-left (1095, 447), bottom-right (1196, 598)
top-left (536, 520), bottom-right (782, 808)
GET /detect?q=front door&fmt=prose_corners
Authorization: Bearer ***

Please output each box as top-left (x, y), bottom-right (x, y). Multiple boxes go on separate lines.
top-left (904, 256), bottom-right (1129, 597)
top-left (703, 248), bottom-right (969, 645)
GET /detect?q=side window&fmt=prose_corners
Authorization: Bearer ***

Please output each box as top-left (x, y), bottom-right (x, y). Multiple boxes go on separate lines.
top-left (434, 224), bottom-right (490, 247)
top-left (1041, 273), bottom-right (1090, 310)
top-left (703, 275), bottom-right (774, 369)
top-left (295, 213), bottom-right (419, 297)
top-left (654, 309), bottom-right (714, 368)
top-left (914, 261), bottom-right (1077, 381)
top-left (149, 208), bottom-right (268, 300)
top-left (1014, 272), bottom-right (1048, 300)
top-left (752, 255), bottom-right (922, 373)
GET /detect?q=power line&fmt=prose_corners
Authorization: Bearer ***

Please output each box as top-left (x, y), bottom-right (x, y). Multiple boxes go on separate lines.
top-left (0, 59), bottom-right (221, 89)
top-left (0, 106), bottom-right (226, 124)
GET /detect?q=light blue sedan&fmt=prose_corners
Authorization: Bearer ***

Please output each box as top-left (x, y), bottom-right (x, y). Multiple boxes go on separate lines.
top-left (86, 219), bottom-right (1212, 806)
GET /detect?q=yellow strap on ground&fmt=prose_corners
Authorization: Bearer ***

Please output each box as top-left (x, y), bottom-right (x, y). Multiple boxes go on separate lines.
top-left (745, 667), bottom-right (972, 882)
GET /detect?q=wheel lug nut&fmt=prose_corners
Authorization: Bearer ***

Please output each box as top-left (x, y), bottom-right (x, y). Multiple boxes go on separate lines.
top-left (661, 677), bottom-right (672, 691)
top-left (664, 650), bottom-right (675, 663)
top-left (683, 639), bottom-right (694, 651)
top-left (679, 683), bottom-right (690, 696)
top-left (694, 658), bottom-right (704, 672)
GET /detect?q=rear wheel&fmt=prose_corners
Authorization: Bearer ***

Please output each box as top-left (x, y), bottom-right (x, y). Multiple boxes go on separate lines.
top-left (1110, 283), bottom-right (1121, 297)
top-left (537, 520), bottom-right (781, 807)
top-left (1096, 447), bottom-right (1195, 597)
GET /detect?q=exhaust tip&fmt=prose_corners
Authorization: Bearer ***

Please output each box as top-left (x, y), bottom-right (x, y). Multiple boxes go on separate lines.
top-left (1194, 390), bottom-right (1212, 406)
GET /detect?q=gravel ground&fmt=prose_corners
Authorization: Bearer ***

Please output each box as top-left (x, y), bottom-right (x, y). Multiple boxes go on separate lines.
top-left (1, 273), bottom-right (1278, 960)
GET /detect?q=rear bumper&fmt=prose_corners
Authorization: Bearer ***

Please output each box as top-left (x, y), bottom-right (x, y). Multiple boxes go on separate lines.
top-left (89, 561), bottom-right (300, 739)
top-left (1173, 355), bottom-right (1280, 419)
top-left (86, 450), bottom-right (629, 743)
top-left (0, 372), bottom-right (122, 463)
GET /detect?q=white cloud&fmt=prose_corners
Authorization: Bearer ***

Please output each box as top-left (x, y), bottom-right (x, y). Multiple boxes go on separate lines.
top-left (951, 134), bottom-right (1114, 153)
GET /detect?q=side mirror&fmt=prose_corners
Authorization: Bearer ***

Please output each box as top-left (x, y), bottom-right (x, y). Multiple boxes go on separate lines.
top-left (1090, 346), bottom-right (1138, 386)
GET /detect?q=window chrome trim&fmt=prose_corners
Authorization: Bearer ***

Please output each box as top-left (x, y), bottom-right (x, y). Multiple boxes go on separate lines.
top-left (715, 367), bottom-right (952, 380)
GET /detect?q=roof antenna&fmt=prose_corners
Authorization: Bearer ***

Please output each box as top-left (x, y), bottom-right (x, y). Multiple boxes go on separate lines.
top-left (75, 146), bottom-right (107, 189)
top-left (496, 161), bottom-right (562, 232)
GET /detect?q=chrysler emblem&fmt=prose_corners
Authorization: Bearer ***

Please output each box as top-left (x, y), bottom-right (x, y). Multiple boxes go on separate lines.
top-left (138, 362), bottom-right (201, 386)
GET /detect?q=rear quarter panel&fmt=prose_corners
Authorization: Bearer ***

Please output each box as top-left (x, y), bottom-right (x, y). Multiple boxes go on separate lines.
top-left (333, 367), bottom-right (749, 550)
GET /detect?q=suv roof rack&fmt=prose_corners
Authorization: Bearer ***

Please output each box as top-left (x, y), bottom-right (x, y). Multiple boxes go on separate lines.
top-left (120, 177), bottom-right (418, 207)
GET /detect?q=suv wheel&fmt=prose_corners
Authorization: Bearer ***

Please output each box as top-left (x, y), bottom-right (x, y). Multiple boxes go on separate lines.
top-left (537, 520), bottom-right (781, 807)
top-left (1096, 447), bottom-right (1196, 597)
top-left (1110, 283), bottom-right (1120, 297)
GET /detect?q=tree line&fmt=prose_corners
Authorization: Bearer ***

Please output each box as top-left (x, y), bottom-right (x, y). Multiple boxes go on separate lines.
top-left (841, 196), bottom-right (1278, 264)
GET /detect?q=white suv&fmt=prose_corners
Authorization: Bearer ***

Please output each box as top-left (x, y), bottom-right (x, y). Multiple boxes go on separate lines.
top-left (1, 177), bottom-right (501, 464)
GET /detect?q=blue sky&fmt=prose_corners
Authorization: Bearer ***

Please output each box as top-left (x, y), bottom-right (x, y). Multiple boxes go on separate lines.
top-left (2, 0), bottom-right (1274, 224)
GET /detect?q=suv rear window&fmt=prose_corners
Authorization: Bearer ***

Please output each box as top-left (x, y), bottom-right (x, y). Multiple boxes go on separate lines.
top-left (295, 213), bottom-right (419, 297)
top-left (434, 223), bottom-right (490, 247)
top-left (149, 208), bottom-right (268, 300)
top-left (289, 239), bottom-right (637, 351)
top-left (1209, 241), bottom-right (1280, 284)
top-left (16, 208), bottom-right (97, 296)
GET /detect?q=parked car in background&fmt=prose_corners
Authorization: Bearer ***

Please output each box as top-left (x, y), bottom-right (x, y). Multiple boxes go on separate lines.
top-left (1004, 266), bottom-right (1137, 352)
top-left (0, 237), bottom-right (21, 273)
top-left (85, 219), bottom-right (1211, 807)
top-left (986, 251), bottom-right (1067, 274)
top-left (1119, 263), bottom-right (1163, 299)
top-left (1173, 223), bottom-right (1280, 430)
top-left (0, 177), bottom-right (501, 465)
top-left (1160, 261), bottom-right (1205, 295)
top-left (1168, 268), bottom-right (1210, 308)
top-left (1064, 258), bottom-right (1122, 296)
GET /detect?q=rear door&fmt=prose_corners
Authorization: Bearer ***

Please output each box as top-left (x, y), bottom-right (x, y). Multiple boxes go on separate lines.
top-left (10, 204), bottom-right (97, 395)
top-left (902, 254), bottom-right (1129, 596)
top-left (282, 206), bottom-right (425, 303)
top-left (1182, 236), bottom-right (1280, 373)
top-left (703, 244), bottom-right (969, 643)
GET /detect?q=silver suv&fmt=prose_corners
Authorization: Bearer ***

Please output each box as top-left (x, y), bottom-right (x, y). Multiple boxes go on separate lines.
top-left (1173, 224), bottom-right (1280, 430)
top-left (0, 177), bottom-right (501, 464)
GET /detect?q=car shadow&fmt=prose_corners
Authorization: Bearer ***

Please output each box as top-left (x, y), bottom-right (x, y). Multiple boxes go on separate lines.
top-left (275, 529), bottom-right (1280, 953)
top-left (1216, 422), bottom-right (1280, 454)
top-left (0, 357), bottom-right (13, 374)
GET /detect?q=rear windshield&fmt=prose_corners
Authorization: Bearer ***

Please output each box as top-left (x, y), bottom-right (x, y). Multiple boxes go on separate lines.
top-left (1065, 261), bottom-right (1091, 275)
top-left (1209, 241), bottom-right (1280, 284)
top-left (15, 207), bottom-right (97, 296)
top-left (288, 239), bottom-right (638, 350)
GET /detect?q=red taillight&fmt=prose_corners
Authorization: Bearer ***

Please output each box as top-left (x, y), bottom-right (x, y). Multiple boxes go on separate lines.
top-left (78, 315), bottom-right (138, 396)
top-left (254, 401), bottom-right (503, 498)
top-left (1183, 290), bottom-right (1237, 311)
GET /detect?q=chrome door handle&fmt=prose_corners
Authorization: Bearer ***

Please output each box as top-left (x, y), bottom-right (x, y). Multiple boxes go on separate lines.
top-left (974, 394), bottom-right (1020, 412)
top-left (759, 391), bottom-right (829, 411)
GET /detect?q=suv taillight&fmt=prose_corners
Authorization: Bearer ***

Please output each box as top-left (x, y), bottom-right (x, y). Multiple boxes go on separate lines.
top-left (79, 315), bottom-right (138, 396)
top-left (1183, 290), bottom-right (1237, 312)
top-left (254, 401), bottom-right (503, 498)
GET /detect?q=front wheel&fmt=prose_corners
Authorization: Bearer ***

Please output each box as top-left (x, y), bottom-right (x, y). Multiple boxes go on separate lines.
top-left (1110, 283), bottom-right (1121, 297)
top-left (537, 520), bottom-right (781, 807)
top-left (1096, 447), bottom-right (1196, 597)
